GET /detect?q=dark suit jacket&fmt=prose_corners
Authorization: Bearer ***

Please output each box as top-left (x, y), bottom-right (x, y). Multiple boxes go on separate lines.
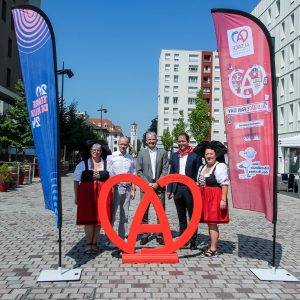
top-left (167, 151), bottom-right (202, 194)
top-left (136, 148), bottom-right (169, 184)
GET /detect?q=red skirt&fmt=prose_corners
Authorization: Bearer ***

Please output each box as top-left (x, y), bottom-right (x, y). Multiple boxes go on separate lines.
top-left (77, 181), bottom-right (111, 225)
top-left (199, 186), bottom-right (229, 224)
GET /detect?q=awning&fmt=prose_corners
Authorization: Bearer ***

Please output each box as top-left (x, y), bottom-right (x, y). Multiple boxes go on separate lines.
top-left (279, 135), bottom-right (300, 147)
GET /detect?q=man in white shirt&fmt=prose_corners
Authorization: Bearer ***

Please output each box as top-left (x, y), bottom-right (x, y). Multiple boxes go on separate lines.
top-left (136, 131), bottom-right (169, 245)
top-left (106, 137), bottom-right (135, 246)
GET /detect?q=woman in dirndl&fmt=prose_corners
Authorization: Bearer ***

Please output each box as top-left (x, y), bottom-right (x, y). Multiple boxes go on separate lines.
top-left (195, 141), bottom-right (229, 257)
top-left (74, 143), bottom-right (111, 254)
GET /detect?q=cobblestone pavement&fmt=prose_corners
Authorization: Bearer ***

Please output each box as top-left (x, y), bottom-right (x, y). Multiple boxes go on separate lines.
top-left (0, 174), bottom-right (300, 300)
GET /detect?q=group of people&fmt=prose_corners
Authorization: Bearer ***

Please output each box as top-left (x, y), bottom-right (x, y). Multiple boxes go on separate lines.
top-left (73, 132), bottom-right (229, 257)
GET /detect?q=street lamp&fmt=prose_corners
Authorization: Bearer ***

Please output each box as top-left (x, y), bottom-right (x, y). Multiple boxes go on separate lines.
top-left (97, 104), bottom-right (108, 129)
top-left (57, 61), bottom-right (74, 112)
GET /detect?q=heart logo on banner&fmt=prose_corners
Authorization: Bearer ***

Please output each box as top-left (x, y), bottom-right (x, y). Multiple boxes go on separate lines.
top-left (99, 174), bottom-right (202, 257)
top-left (229, 65), bottom-right (266, 99)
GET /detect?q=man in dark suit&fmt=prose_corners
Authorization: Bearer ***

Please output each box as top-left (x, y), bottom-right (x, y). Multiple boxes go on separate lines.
top-left (136, 131), bottom-right (169, 245)
top-left (167, 132), bottom-right (201, 250)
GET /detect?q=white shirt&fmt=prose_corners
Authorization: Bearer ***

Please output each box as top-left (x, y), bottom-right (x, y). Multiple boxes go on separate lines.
top-left (73, 158), bottom-right (104, 182)
top-left (148, 147), bottom-right (157, 179)
top-left (106, 150), bottom-right (135, 177)
top-left (179, 154), bottom-right (188, 175)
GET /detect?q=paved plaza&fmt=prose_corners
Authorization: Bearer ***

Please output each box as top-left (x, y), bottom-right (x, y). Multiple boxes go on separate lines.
top-left (0, 174), bottom-right (300, 300)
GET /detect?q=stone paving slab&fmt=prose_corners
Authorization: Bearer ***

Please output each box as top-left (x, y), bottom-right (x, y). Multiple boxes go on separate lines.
top-left (0, 174), bottom-right (300, 299)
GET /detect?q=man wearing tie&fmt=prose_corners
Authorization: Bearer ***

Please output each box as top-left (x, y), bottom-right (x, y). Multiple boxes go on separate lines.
top-left (167, 132), bottom-right (201, 250)
top-left (136, 131), bottom-right (169, 245)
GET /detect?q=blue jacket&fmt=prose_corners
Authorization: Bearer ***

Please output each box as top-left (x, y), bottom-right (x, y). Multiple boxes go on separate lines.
top-left (167, 151), bottom-right (202, 194)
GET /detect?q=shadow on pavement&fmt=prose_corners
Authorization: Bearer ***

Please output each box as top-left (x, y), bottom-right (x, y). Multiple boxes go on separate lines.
top-left (66, 234), bottom-right (107, 268)
top-left (238, 234), bottom-right (282, 267)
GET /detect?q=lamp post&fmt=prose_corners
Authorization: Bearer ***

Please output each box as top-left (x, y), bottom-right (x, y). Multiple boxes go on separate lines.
top-left (57, 61), bottom-right (74, 113)
top-left (97, 104), bottom-right (108, 129)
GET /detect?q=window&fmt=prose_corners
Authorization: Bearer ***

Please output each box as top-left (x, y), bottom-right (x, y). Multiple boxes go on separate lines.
top-left (214, 77), bottom-right (220, 82)
top-left (173, 108), bottom-right (178, 114)
top-left (280, 78), bottom-right (285, 97)
top-left (203, 66), bottom-right (211, 73)
top-left (173, 97), bottom-right (178, 104)
top-left (173, 86), bottom-right (178, 93)
top-left (289, 73), bottom-right (294, 93)
top-left (188, 76), bottom-right (198, 83)
top-left (203, 76), bottom-right (211, 84)
top-left (280, 50), bottom-right (285, 68)
top-left (114, 140), bottom-right (117, 145)
top-left (2, 0), bottom-right (6, 22)
top-left (188, 98), bottom-right (196, 105)
top-left (10, 14), bottom-right (14, 30)
top-left (173, 118), bottom-right (178, 123)
top-left (165, 75), bottom-right (170, 82)
top-left (189, 54), bottom-right (198, 62)
top-left (280, 22), bottom-right (285, 40)
top-left (290, 44), bottom-right (294, 63)
top-left (203, 55), bottom-right (211, 62)
top-left (188, 108), bottom-right (193, 112)
top-left (165, 64), bottom-right (170, 71)
top-left (280, 107), bottom-right (284, 125)
top-left (165, 53), bottom-right (170, 60)
top-left (188, 87), bottom-right (197, 94)
top-left (203, 87), bottom-right (211, 94)
top-left (164, 118), bottom-right (169, 125)
top-left (214, 108), bottom-right (220, 114)
top-left (189, 65), bottom-right (198, 72)
top-left (174, 64), bottom-right (179, 72)
top-left (8, 38), bottom-right (12, 57)
top-left (164, 86), bottom-right (170, 93)
top-left (164, 107), bottom-right (169, 114)
top-left (213, 130), bottom-right (219, 135)
top-left (6, 68), bottom-right (11, 88)
top-left (164, 96), bottom-right (169, 104)
top-left (214, 87), bottom-right (220, 91)
top-left (289, 104), bottom-right (294, 123)
top-left (275, 0), bottom-right (280, 17)
top-left (214, 119), bottom-right (220, 125)
top-left (214, 66), bottom-right (220, 72)
top-left (174, 75), bottom-right (178, 83)
top-left (267, 8), bottom-right (271, 25)
top-left (214, 98), bottom-right (220, 102)
top-left (174, 53), bottom-right (179, 61)
top-left (290, 14), bottom-right (295, 33)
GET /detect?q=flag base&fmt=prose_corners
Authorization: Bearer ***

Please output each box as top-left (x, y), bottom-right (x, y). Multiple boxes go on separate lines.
top-left (37, 268), bottom-right (82, 282)
top-left (250, 267), bottom-right (299, 281)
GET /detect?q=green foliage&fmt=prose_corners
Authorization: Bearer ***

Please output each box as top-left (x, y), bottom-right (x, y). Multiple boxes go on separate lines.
top-left (142, 116), bottom-right (157, 147)
top-left (172, 110), bottom-right (188, 141)
top-left (0, 80), bottom-right (33, 149)
top-left (0, 164), bottom-right (13, 183)
top-left (188, 90), bottom-right (213, 143)
top-left (161, 127), bottom-right (174, 151)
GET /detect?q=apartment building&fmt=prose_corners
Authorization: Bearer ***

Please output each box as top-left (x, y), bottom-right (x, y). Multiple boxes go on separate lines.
top-left (157, 49), bottom-right (226, 148)
top-left (252, 0), bottom-right (300, 173)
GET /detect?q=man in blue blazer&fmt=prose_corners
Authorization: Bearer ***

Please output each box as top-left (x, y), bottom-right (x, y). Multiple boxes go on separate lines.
top-left (167, 132), bottom-right (202, 250)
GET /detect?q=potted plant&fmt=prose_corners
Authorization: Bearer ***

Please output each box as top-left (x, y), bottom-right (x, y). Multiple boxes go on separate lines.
top-left (0, 164), bottom-right (13, 192)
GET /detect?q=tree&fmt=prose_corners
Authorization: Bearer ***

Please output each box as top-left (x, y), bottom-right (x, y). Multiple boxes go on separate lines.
top-left (172, 110), bottom-right (188, 141)
top-left (161, 127), bottom-right (174, 151)
top-left (142, 116), bottom-right (157, 146)
top-left (188, 90), bottom-right (213, 143)
top-left (0, 80), bottom-right (33, 150)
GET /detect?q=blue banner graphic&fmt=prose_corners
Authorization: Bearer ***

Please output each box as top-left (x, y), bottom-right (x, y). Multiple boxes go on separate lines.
top-left (12, 6), bottom-right (59, 224)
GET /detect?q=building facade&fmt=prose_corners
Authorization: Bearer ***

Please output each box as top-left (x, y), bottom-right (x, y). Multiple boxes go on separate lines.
top-left (157, 49), bottom-right (226, 148)
top-left (87, 118), bottom-right (123, 152)
top-left (0, 0), bottom-right (41, 115)
top-left (252, 0), bottom-right (300, 173)
top-left (130, 122), bottom-right (138, 154)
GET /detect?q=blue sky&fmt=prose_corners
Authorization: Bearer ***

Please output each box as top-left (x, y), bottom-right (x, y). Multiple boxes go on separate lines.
top-left (42, 0), bottom-right (259, 138)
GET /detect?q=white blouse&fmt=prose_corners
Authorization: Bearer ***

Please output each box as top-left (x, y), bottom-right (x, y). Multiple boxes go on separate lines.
top-left (197, 162), bottom-right (229, 186)
top-left (73, 158), bottom-right (104, 182)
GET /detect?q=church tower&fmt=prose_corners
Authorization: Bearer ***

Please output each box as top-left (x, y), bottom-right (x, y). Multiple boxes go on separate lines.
top-left (130, 122), bottom-right (138, 153)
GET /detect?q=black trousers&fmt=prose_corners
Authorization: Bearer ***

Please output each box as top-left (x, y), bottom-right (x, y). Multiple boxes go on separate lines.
top-left (174, 185), bottom-right (197, 244)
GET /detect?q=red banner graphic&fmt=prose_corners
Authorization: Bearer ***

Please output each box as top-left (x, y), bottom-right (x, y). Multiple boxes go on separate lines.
top-left (212, 10), bottom-right (275, 222)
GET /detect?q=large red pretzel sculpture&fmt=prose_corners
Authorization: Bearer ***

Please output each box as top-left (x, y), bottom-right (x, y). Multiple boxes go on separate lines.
top-left (99, 174), bottom-right (202, 263)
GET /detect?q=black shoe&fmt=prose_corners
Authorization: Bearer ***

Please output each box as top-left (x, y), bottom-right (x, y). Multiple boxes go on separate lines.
top-left (190, 242), bottom-right (197, 250)
top-left (156, 237), bottom-right (164, 245)
top-left (140, 237), bottom-right (149, 246)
